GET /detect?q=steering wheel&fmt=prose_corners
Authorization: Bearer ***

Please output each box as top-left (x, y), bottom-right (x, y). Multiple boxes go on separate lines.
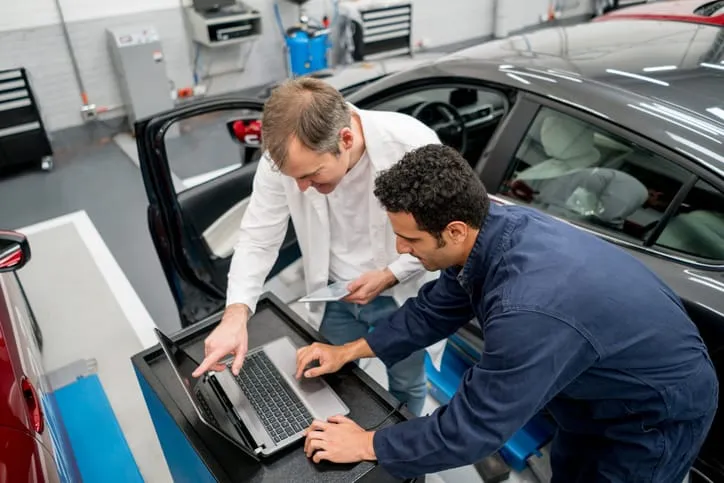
top-left (411, 101), bottom-right (468, 154)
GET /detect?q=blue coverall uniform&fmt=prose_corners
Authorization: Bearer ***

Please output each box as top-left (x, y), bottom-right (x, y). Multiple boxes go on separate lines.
top-left (365, 203), bottom-right (718, 482)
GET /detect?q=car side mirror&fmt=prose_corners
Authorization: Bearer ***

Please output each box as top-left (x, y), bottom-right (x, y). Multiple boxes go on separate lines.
top-left (0, 231), bottom-right (31, 273)
top-left (226, 117), bottom-right (262, 148)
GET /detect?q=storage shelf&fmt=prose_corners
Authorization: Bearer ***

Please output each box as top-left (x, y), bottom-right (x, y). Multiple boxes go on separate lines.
top-left (358, 1), bottom-right (413, 58)
top-left (0, 67), bottom-right (53, 172)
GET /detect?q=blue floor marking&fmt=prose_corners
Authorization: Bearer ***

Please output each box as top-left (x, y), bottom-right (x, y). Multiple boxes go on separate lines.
top-left (54, 374), bottom-right (143, 483)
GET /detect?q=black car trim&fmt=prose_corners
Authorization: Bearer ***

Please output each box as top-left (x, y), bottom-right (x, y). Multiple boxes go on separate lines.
top-left (350, 75), bottom-right (515, 113)
top-left (476, 95), bottom-right (540, 186)
top-left (643, 174), bottom-right (698, 247)
top-left (136, 99), bottom-right (269, 302)
top-left (141, 116), bottom-right (211, 298)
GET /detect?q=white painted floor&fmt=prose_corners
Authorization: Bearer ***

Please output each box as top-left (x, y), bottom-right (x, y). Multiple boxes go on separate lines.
top-left (17, 212), bottom-right (173, 483)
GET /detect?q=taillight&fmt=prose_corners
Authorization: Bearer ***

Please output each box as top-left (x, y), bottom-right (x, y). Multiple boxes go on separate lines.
top-left (21, 377), bottom-right (44, 433)
top-left (0, 245), bottom-right (23, 269)
top-left (232, 120), bottom-right (262, 145)
top-left (232, 120), bottom-right (246, 141)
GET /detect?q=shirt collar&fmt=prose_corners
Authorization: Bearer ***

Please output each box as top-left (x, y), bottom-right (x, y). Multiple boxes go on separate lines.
top-left (456, 202), bottom-right (510, 292)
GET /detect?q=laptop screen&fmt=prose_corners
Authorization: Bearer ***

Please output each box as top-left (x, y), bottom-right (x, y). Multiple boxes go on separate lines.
top-left (154, 328), bottom-right (258, 461)
top-left (154, 328), bottom-right (257, 452)
top-left (155, 328), bottom-right (204, 394)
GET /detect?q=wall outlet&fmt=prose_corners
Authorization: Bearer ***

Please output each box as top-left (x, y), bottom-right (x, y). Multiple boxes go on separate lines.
top-left (80, 104), bottom-right (97, 121)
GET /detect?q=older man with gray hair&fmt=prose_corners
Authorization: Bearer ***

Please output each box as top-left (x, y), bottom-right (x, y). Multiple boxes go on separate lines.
top-left (191, 76), bottom-right (441, 416)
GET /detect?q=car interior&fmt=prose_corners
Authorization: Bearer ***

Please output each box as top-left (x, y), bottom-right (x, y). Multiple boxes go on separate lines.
top-left (503, 107), bottom-right (724, 261)
top-left (367, 86), bottom-right (508, 165)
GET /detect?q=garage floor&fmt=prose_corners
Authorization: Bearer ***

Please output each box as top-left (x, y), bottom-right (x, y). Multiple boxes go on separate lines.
top-left (2, 134), bottom-right (546, 481)
top-left (0, 37), bottom-right (549, 478)
top-left (16, 213), bottom-right (171, 482)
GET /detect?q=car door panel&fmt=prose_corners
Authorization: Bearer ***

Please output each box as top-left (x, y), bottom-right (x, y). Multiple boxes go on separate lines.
top-left (136, 98), bottom-right (300, 326)
top-left (176, 160), bottom-right (258, 234)
top-left (175, 158), bottom-right (300, 291)
top-left (201, 197), bottom-right (251, 260)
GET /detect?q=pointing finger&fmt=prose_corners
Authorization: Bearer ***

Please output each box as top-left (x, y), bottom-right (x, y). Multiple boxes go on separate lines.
top-left (296, 347), bottom-right (310, 379)
top-left (231, 349), bottom-right (246, 376)
top-left (296, 350), bottom-right (317, 380)
top-left (192, 349), bottom-right (225, 377)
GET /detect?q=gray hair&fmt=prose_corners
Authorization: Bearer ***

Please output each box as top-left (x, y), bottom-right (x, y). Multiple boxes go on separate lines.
top-left (261, 77), bottom-right (351, 169)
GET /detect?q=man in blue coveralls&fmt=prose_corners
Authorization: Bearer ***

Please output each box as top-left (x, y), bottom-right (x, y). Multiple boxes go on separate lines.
top-left (296, 144), bottom-right (719, 482)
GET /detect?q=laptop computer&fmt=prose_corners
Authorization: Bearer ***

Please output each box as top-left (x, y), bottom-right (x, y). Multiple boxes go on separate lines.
top-left (154, 328), bottom-right (349, 458)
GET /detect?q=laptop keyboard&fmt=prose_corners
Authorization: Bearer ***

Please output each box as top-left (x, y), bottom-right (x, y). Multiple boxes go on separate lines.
top-left (234, 350), bottom-right (313, 444)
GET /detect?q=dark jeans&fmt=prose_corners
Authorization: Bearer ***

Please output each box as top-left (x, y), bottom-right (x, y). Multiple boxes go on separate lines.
top-left (319, 296), bottom-right (427, 416)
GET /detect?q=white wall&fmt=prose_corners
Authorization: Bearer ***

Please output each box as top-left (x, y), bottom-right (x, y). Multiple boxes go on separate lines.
top-left (1, 1), bottom-right (60, 31)
top-left (0, 0), bottom-right (180, 32)
top-left (0, 0), bottom-right (574, 132)
top-left (59, 0), bottom-right (179, 23)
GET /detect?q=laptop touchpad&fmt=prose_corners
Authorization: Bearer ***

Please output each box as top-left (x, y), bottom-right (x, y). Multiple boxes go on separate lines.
top-left (265, 338), bottom-right (349, 419)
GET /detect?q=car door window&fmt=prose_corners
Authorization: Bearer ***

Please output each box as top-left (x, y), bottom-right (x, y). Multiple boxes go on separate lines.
top-left (368, 86), bottom-right (508, 165)
top-left (499, 106), bottom-right (691, 243)
top-left (161, 109), bottom-right (265, 262)
top-left (164, 108), bottom-right (261, 194)
top-left (655, 179), bottom-right (724, 261)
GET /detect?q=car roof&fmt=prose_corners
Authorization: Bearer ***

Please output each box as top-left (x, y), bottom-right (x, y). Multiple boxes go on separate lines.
top-left (253, 53), bottom-right (445, 99)
top-left (596, 0), bottom-right (724, 26)
top-left (354, 18), bottom-right (724, 177)
top-left (321, 53), bottom-right (445, 92)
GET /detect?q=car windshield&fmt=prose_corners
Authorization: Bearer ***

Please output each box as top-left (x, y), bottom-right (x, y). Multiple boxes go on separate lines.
top-left (257, 74), bottom-right (388, 99)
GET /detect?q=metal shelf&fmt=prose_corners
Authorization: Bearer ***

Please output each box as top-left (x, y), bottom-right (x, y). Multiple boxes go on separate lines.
top-left (357, 1), bottom-right (413, 59)
top-left (0, 68), bottom-right (53, 172)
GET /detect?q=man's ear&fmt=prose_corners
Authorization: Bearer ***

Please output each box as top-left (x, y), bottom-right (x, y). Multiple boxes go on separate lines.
top-left (446, 221), bottom-right (469, 245)
top-left (339, 127), bottom-right (354, 150)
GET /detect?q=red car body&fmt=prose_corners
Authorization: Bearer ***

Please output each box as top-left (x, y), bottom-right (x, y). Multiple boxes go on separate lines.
top-left (595, 0), bottom-right (724, 26)
top-left (0, 231), bottom-right (79, 483)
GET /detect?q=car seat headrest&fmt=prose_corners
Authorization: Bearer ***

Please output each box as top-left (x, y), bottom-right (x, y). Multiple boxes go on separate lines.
top-left (540, 115), bottom-right (599, 162)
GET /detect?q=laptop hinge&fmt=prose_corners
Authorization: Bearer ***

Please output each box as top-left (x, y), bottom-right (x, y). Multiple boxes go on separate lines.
top-left (206, 372), bottom-right (261, 452)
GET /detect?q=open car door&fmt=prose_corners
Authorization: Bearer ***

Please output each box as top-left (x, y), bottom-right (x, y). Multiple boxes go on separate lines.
top-left (135, 98), bottom-right (300, 327)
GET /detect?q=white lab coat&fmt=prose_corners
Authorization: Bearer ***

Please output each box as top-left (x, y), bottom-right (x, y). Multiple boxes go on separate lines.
top-left (226, 105), bottom-right (446, 367)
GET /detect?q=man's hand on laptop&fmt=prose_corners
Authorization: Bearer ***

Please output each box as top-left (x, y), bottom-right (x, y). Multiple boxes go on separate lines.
top-left (304, 415), bottom-right (376, 464)
top-left (192, 304), bottom-right (250, 378)
top-left (295, 338), bottom-right (375, 379)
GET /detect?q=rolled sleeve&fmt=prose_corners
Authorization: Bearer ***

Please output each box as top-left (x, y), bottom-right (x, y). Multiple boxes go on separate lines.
top-left (387, 254), bottom-right (424, 284)
top-left (365, 268), bottom-right (474, 368)
top-left (373, 310), bottom-right (599, 478)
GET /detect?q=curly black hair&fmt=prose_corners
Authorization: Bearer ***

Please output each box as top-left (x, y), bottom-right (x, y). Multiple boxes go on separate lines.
top-left (374, 144), bottom-right (489, 241)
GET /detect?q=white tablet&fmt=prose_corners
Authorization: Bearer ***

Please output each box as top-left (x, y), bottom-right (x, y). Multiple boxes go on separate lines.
top-left (298, 281), bottom-right (351, 303)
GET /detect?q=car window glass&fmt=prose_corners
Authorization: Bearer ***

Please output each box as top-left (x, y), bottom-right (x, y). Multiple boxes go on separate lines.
top-left (369, 86), bottom-right (507, 165)
top-left (500, 106), bottom-right (689, 243)
top-left (163, 108), bottom-right (261, 193)
top-left (655, 179), bottom-right (724, 261)
top-left (694, 0), bottom-right (724, 15)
